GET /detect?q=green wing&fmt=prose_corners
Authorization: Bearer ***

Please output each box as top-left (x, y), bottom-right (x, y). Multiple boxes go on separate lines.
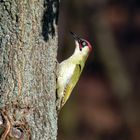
top-left (61, 64), bottom-right (82, 108)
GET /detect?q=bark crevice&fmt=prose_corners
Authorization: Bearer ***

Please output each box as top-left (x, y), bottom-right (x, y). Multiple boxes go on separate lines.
top-left (42, 0), bottom-right (59, 41)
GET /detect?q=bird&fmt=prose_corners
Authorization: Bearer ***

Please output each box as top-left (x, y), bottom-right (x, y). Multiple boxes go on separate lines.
top-left (56, 32), bottom-right (92, 111)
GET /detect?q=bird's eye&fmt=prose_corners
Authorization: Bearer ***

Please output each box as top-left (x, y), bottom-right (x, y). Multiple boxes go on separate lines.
top-left (81, 41), bottom-right (87, 47)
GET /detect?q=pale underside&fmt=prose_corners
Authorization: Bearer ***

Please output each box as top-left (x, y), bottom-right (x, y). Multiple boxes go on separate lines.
top-left (57, 58), bottom-right (82, 110)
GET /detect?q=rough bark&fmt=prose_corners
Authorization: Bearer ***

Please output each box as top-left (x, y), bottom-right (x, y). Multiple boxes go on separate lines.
top-left (0, 0), bottom-right (59, 139)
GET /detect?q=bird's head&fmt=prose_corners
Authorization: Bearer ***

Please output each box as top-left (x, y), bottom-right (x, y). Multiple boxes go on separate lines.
top-left (70, 32), bottom-right (92, 57)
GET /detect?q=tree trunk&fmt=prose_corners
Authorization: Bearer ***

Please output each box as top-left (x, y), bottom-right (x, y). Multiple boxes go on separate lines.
top-left (0, 0), bottom-right (59, 139)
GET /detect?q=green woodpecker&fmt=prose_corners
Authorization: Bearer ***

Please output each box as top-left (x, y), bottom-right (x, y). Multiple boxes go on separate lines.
top-left (56, 32), bottom-right (92, 111)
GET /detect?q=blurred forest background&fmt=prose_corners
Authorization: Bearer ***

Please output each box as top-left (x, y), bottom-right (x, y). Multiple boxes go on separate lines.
top-left (57, 0), bottom-right (140, 140)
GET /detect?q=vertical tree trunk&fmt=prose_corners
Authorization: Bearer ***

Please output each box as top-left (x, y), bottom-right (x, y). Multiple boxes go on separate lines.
top-left (0, 0), bottom-right (59, 139)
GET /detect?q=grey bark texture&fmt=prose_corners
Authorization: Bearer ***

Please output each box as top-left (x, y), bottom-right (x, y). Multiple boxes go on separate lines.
top-left (0, 0), bottom-right (59, 139)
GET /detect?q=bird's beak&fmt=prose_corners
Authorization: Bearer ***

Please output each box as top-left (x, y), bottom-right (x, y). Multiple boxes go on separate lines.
top-left (70, 31), bottom-right (82, 50)
top-left (70, 32), bottom-right (81, 42)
